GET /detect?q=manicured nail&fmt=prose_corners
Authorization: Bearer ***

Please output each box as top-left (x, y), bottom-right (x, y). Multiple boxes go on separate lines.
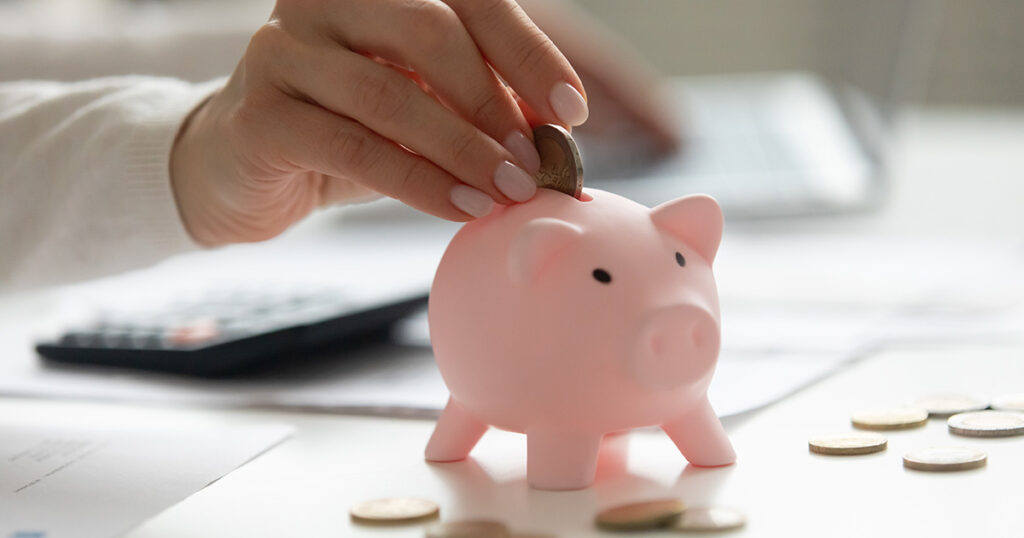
top-left (449, 184), bottom-right (494, 218)
top-left (549, 82), bottom-right (589, 126)
top-left (493, 161), bottom-right (537, 203)
top-left (502, 131), bottom-right (541, 174)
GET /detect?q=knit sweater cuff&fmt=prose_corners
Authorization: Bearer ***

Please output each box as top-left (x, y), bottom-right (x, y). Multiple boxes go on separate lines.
top-left (120, 78), bottom-right (224, 255)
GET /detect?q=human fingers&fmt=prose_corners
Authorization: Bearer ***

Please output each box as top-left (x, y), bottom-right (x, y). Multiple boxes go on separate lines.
top-left (326, 0), bottom-right (541, 174)
top-left (240, 93), bottom-right (493, 220)
top-left (444, 0), bottom-right (590, 128)
top-left (274, 39), bottom-right (537, 206)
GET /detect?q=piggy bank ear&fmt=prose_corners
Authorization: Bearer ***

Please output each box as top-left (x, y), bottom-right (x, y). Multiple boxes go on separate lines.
top-left (508, 218), bottom-right (583, 285)
top-left (650, 194), bottom-right (723, 263)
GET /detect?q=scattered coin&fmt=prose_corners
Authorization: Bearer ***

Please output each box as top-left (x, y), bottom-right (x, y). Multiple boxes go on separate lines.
top-left (991, 393), bottom-right (1024, 413)
top-left (809, 432), bottom-right (888, 455)
top-left (425, 520), bottom-right (510, 538)
top-left (532, 124), bottom-right (584, 199)
top-left (903, 447), bottom-right (987, 472)
top-left (851, 407), bottom-right (929, 431)
top-left (948, 410), bottom-right (1024, 438)
top-left (349, 497), bottom-right (439, 525)
top-left (595, 499), bottom-right (686, 531)
top-left (672, 506), bottom-right (747, 532)
top-left (912, 394), bottom-right (989, 417)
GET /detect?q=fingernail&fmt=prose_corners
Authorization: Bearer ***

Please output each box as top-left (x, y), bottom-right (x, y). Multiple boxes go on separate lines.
top-left (493, 161), bottom-right (538, 203)
top-left (449, 184), bottom-right (494, 218)
top-left (502, 131), bottom-right (541, 174)
top-left (549, 82), bottom-right (589, 126)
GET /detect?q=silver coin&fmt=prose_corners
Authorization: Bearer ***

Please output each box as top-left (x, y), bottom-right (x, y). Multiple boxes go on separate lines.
top-left (991, 393), bottom-right (1024, 413)
top-left (809, 432), bottom-right (888, 455)
top-left (912, 394), bottom-right (989, 417)
top-left (672, 506), bottom-right (747, 532)
top-left (532, 124), bottom-right (583, 199)
top-left (425, 520), bottom-right (510, 538)
top-left (948, 410), bottom-right (1024, 437)
top-left (851, 407), bottom-right (929, 431)
top-left (903, 446), bottom-right (987, 472)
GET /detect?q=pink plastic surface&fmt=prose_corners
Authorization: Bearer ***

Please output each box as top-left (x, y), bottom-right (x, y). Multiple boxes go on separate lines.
top-left (425, 188), bottom-right (736, 490)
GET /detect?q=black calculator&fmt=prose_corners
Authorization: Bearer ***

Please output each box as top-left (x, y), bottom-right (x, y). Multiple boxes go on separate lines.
top-left (35, 286), bottom-right (427, 377)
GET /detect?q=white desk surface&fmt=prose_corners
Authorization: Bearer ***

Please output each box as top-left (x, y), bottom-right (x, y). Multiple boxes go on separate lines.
top-left (3, 107), bottom-right (1024, 537)
top-left (3, 343), bottom-right (1017, 537)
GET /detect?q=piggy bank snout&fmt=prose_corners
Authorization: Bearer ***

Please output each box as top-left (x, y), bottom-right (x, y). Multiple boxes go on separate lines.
top-left (631, 305), bottom-right (720, 390)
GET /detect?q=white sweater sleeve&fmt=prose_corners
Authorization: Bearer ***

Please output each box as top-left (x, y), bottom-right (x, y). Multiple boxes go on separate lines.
top-left (0, 76), bottom-right (224, 292)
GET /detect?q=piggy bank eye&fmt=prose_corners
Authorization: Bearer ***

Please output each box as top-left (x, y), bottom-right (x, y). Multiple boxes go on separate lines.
top-left (675, 252), bottom-right (686, 267)
top-left (592, 268), bottom-right (612, 284)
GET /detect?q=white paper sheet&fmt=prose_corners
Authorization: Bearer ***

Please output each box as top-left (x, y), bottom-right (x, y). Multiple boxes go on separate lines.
top-left (0, 419), bottom-right (292, 538)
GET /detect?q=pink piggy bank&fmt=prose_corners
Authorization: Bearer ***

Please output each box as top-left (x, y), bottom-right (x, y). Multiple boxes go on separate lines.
top-left (425, 188), bottom-right (735, 490)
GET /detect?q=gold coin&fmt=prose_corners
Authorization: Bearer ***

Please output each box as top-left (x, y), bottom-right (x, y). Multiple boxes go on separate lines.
top-left (851, 407), bottom-right (929, 430)
top-left (595, 499), bottom-right (686, 530)
top-left (349, 497), bottom-right (439, 525)
top-left (948, 410), bottom-right (1024, 438)
top-left (912, 394), bottom-right (989, 417)
top-left (532, 124), bottom-right (583, 199)
top-left (809, 432), bottom-right (888, 455)
top-left (672, 506), bottom-right (747, 532)
top-left (991, 393), bottom-right (1024, 413)
top-left (903, 446), bottom-right (987, 472)
top-left (425, 520), bottom-right (510, 538)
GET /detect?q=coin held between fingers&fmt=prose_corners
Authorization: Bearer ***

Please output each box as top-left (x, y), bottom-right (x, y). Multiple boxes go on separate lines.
top-left (531, 124), bottom-right (583, 199)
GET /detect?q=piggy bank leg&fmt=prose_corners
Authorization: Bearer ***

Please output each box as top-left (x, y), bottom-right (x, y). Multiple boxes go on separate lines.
top-left (425, 398), bottom-right (489, 462)
top-left (526, 430), bottom-right (602, 490)
top-left (661, 398), bottom-right (736, 467)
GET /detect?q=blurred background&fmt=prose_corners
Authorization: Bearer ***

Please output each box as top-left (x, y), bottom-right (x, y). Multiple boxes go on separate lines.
top-left (1, 0), bottom-right (1021, 105)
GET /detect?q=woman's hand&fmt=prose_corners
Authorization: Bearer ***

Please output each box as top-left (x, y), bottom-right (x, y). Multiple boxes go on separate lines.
top-left (170, 0), bottom-right (588, 246)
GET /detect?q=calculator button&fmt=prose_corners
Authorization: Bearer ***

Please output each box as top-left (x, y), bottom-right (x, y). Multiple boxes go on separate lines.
top-left (164, 318), bottom-right (221, 347)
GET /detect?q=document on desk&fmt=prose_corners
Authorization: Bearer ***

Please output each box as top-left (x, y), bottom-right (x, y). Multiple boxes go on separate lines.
top-left (0, 419), bottom-right (292, 538)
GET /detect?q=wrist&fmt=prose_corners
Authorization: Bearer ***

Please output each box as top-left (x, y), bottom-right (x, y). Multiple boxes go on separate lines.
top-left (169, 89), bottom-right (229, 247)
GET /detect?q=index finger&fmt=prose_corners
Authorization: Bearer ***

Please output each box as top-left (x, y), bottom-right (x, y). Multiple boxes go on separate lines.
top-left (445, 0), bottom-right (590, 128)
